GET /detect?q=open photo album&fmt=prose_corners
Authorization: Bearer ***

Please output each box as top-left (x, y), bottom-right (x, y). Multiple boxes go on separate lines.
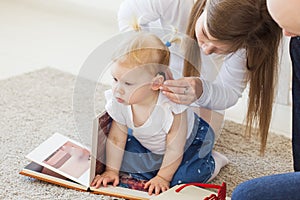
top-left (19, 111), bottom-right (230, 200)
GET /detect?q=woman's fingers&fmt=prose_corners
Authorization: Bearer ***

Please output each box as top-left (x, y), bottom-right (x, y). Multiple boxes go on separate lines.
top-left (160, 78), bottom-right (190, 95)
top-left (164, 78), bottom-right (190, 87)
top-left (160, 84), bottom-right (187, 95)
top-left (160, 77), bottom-right (203, 105)
top-left (162, 91), bottom-right (182, 104)
top-left (165, 68), bottom-right (174, 80)
top-left (162, 91), bottom-right (193, 105)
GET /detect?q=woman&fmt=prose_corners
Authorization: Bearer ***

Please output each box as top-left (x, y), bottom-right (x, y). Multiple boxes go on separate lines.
top-left (231, 0), bottom-right (300, 199)
top-left (118, 0), bottom-right (282, 154)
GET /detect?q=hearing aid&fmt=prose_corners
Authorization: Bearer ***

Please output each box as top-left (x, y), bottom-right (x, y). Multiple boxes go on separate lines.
top-left (157, 72), bottom-right (166, 81)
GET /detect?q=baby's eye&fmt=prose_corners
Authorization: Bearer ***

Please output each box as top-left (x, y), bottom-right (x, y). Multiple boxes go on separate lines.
top-left (125, 82), bottom-right (133, 86)
top-left (113, 77), bottom-right (118, 82)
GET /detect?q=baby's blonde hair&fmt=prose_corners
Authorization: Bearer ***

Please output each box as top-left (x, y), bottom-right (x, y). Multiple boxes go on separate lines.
top-left (113, 32), bottom-right (170, 76)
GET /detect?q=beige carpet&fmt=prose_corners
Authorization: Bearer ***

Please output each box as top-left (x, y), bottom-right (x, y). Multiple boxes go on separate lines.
top-left (0, 68), bottom-right (293, 199)
top-left (212, 121), bottom-right (293, 195)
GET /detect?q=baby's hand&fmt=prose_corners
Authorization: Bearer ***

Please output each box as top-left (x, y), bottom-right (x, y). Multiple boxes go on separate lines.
top-left (91, 171), bottom-right (119, 188)
top-left (144, 175), bottom-right (170, 195)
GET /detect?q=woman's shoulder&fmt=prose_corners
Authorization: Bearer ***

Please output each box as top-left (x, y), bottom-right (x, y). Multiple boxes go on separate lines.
top-left (118, 0), bottom-right (194, 32)
top-left (119, 0), bottom-right (192, 10)
top-left (225, 48), bottom-right (247, 61)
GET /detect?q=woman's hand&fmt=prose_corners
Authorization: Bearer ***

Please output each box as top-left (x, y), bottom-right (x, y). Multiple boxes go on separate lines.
top-left (160, 77), bottom-right (203, 105)
top-left (91, 170), bottom-right (119, 188)
top-left (144, 175), bottom-right (170, 195)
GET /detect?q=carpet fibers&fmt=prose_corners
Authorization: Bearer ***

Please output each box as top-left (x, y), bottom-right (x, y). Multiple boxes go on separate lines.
top-left (0, 68), bottom-right (293, 199)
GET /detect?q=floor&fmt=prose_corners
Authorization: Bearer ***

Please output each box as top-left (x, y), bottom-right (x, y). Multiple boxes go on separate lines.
top-left (0, 0), bottom-right (292, 138)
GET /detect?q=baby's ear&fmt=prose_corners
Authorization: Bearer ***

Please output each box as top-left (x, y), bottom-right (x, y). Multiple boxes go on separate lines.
top-left (151, 72), bottom-right (165, 90)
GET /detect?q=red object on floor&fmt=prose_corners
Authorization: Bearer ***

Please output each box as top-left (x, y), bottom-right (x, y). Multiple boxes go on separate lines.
top-left (175, 182), bottom-right (227, 200)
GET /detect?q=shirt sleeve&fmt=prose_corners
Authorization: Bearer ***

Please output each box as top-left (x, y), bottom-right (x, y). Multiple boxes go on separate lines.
top-left (193, 49), bottom-right (248, 110)
top-left (118, 0), bottom-right (194, 33)
top-left (104, 90), bottom-right (127, 125)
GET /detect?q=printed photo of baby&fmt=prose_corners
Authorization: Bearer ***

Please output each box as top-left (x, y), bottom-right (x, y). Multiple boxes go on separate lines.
top-left (43, 141), bottom-right (90, 178)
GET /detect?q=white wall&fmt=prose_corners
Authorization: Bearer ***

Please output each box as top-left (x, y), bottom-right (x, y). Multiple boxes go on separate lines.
top-left (0, 0), bottom-right (122, 78)
top-left (0, 0), bottom-right (292, 137)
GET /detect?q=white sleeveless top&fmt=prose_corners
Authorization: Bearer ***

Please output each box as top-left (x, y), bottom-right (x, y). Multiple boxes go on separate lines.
top-left (105, 89), bottom-right (195, 155)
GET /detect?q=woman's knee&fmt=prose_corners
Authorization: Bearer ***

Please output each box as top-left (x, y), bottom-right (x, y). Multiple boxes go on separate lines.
top-left (231, 179), bottom-right (260, 200)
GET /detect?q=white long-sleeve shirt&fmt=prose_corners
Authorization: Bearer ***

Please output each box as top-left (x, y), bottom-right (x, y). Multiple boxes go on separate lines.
top-left (118, 0), bottom-right (248, 110)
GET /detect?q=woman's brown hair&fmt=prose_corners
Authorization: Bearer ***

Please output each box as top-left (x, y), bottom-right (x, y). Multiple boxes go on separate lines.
top-left (184, 0), bottom-right (282, 154)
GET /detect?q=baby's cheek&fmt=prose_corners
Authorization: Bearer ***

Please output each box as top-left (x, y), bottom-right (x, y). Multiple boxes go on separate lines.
top-left (128, 91), bottom-right (143, 104)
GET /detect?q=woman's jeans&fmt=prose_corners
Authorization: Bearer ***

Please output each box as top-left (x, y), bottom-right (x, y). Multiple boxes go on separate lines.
top-left (291, 36), bottom-right (300, 171)
top-left (231, 172), bottom-right (300, 200)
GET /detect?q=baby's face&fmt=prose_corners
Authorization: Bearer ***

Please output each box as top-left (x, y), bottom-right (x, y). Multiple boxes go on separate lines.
top-left (110, 62), bottom-right (155, 105)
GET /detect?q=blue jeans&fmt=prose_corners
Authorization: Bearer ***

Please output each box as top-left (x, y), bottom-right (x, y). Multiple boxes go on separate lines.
top-left (231, 172), bottom-right (300, 200)
top-left (120, 114), bottom-right (215, 187)
top-left (291, 36), bottom-right (300, 171)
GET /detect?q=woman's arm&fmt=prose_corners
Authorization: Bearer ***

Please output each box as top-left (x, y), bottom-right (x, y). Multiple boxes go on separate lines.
top-left (162, 49), bottom-right (248, 110)
top-left (144, 111), bottom-right (188, 195)
top-left (195, 49), bottom-right (248, 109)
top-left (118, 0), bottom-right (194, 33)
top-left (91, 120), bottom-right (128, 188)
